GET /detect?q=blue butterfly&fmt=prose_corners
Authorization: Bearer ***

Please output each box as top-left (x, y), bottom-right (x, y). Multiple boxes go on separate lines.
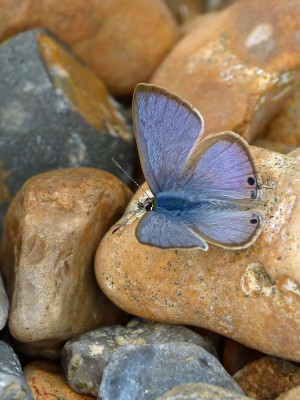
top-left (133, 83), bottom-right (263, 250)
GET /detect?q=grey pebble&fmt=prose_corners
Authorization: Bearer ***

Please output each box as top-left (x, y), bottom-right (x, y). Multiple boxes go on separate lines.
top-left (155, 382), bottom-right (249, 400)
top-left (62, 318), bottom-right (217, 396)
top-left (0, 340), bottom-right (33, 400)
top-left (0, 274), bottom-right (8, 330)
top-left (98, 342), bottom-right (244, 400)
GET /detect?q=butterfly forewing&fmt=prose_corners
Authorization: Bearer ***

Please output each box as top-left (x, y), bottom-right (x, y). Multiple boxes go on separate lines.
top-left (133, 84), bottom-right (204, 195)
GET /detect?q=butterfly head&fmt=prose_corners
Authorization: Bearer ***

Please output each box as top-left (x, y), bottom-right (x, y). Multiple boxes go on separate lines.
top-left (137, 197), bottom-right (155, 212)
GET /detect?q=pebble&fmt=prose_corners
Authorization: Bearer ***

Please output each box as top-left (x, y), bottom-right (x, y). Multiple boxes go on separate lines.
top-left (95, 146), bottom-right (300, 361)
top-left (152, 0), bottom-right (300, 141)
top-left (98, 342), bottom-right (243, 400)
top-left (24, 361), bottom-right (94, 400)
top-left (0, 168), bottom-right (131, 358)
top-left (233, 356), bottom-right (300, 399)
top-left (155, 382), bottom-right (250, 400)
top-left (62, 317), bottom-right (217, 396)
top-left (0, 340), bottom-right (33, 400)
top-left (0, 0), bottom-right (178, 95)
top-left (0, 29), bottom-right (135, 232)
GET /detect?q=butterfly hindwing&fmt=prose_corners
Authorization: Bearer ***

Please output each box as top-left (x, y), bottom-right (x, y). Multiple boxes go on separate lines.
top-left (133, 84), bottom-right (204, 195)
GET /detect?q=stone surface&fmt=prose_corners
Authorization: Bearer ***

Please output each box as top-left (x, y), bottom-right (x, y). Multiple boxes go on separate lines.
top-left (0, 273), bottom-right (9, 330)
top-left (0, 168), bottom-right (131, 358)
top-left (0, 29), bottom-right (135, 232)
top-left (62, 317), bottom-right (216, 396)
top-left (95, 146), bottom-right (300, 361)
top-left (276, 385), bottom-right (300, 400)
top-left (289, 147), bottom-right (300, 161)
top-left (263, 89), bottom-right (300, 149)
top-left (233, 356), bottom-right (300, 399)
top-left (251, 139), bottom-right (295, 155)
top-left (0, 0), bottom-right (178, 95)
top-left (203, 0), bottom-right (241, 12)
top-left (156, 382), bottom-right (249, 400)
top-left (164, 0), bottom-right (202, 23)
top-left (0, 340), bottom-right (33, 399)
top-left (98, 342), bottom-right (243, 400)
top-left (24, 361), bottom-right (94, 400)
top-left (152, 0), bottom-right (300, 141)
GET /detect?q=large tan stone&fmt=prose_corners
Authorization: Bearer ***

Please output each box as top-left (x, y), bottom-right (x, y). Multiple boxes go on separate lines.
top-left (95, 147), bottom-right (300, 361)
top-left (0, 168), bottom-right (131, 357)
top-left (152, 0), bottom-right (300, 141)
top-left (0, 0), bottom-right (178, 95)
top-left (24, 361), bottom-right (94, 400)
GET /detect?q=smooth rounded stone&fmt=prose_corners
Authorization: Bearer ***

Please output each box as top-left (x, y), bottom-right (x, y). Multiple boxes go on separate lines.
top-left (152, 0), bottom-right (300, 141)
top-left (0, 340), bottom-right (33, 400)
top-left (0, 168), bottom-right (131, 358)
top-left (288, 147), bottom-right (300, 161)
top-left (263, 89), bottom-right (300, 149)
top-left (251, 139), bottom-right (296, 155)
top-left (62, 318), bottom-right (217, 397)
top-left (0, 0), bottom-right (178, 95)
top-left (98, 342), bottom-right (243, 400)
top-left (24, 361), bottom-right (94, 400)
top-left (95, 146), bottom-right (300, 361)
top-left (0, 273), bottom-right (9, 330)
top-left (0, 29), bottom-right (135, 233)
top-left (233, 356), bottom-right (300, 399)
top-left (163, 0), bottom-right (203, 24)
top-left (155, 382), bottom-right (249, 400)
top-left (203, 0), bottom-right (241, 12)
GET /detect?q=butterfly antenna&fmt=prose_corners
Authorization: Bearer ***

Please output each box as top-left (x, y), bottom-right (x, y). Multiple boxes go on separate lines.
top-left (112, 208), bottom-right (142, 234)
top-left (112, 158), bottom-right (150, 198)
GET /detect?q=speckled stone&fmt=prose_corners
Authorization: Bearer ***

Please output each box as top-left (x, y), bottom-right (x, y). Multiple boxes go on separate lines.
top-left (0, 273), bottom-right (9, 330)
top-left (24, 361), bottom-right (94, 400)
top-left (0, 0), bottom-right (178, 95)
top-left (152, 0), bottom-right (300, 141)
top-left (156, 382), bottom-right (249, 400)
top-left (95, 146), bottom-right (300, 361)
top-left (62, 318), bottom-right (217, 396)
top-left (0, 168), bottom-right (131, 358)
top-left (0, 340), bottom-right (33, 400)
top-left (0, 29), bottom-right (135, 233)
top-left (98, 342), bottom-right (243, 400)
top-left (233, 357), bottom-right (300, 399)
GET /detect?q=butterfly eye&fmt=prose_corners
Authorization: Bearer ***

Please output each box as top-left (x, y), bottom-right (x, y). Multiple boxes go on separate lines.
top-left (250, 217), bottom-right (259, 225)
top-left (145, 203), bottom-right (152, 211)
top-left (247, 176), bottom-right (256, 186)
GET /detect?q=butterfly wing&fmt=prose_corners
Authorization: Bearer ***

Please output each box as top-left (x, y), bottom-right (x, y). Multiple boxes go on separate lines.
top-left (133, 84), bottom-right (204, 195)
top-left (175, 132), bottom-right (263, 248)
top-left (178, 131), bottom-right (262, 201)
top-left (137, 212), bottom-right (208, 250)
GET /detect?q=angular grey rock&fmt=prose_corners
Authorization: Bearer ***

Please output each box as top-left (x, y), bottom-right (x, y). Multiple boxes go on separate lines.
top-left (0, 29), bottom-right (135, 232)
top-left (98, 342), bottom-right (243, 400)
top-left (155, 382), bottom-right (249, 400)
top-left (0, 340), bottom-right (33, 399)
top-left (0, 274), bottom-right (9, 330)
top-left (62, 318), bottom-right (217, 396)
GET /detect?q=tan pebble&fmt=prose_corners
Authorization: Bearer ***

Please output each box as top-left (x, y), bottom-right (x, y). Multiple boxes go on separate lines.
top-left (0, 168), bottom-right (131, 357)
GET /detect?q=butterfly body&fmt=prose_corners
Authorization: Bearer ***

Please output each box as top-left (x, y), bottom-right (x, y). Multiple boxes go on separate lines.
top-left (133, 84), bottom-right (264, 250)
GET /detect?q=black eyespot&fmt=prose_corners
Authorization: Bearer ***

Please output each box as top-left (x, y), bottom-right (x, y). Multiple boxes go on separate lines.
top-left (247, 176), bottom-right (256, 186)
top-left (250, 218), bottom-right (258, 225)
top-left (145, 203), bottom-right (152, 211)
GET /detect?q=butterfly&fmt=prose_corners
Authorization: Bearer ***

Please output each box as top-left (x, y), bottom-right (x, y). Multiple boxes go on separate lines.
top-left (132, 83), bottom-right (263, 250)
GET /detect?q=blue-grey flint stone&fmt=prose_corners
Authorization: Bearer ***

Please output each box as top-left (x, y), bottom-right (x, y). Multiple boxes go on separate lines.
top-left (62, 318), bottom-right (217, 396)
top-left (0, 274), bottom-right (9, 330)
top-left (0, 29), bottom-right (135, 232)
top-left (0, 341), bottom-right (33, 400)
top-left (98, 342), bottom-right (243, 400)
top-left (155, 382), bottom-right (249, 400)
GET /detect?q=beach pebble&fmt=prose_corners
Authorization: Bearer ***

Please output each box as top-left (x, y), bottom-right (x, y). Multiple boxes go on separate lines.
top-left (24, 361), bottom-right (94, 400)
top-left (95, 146), bottom-right (300, 361)
top-left (0, 168), bottom-right (131, 358)
top-left (0, 274), bottom-right (9, 330)
top-left (98, 342), bottom-right (243, 400)
top-left (0, 29), bottom-right (135, 232)
top-left (233, 356), bottom-right (300, 399)
top-left (152, 0), bottom-right (300, 141)
top-left (0, 340), bottom-right (33, 400)
top-left (0, 0), bottom-right (178, 95)
top-left (62, 318), bottom-right (216, 396)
